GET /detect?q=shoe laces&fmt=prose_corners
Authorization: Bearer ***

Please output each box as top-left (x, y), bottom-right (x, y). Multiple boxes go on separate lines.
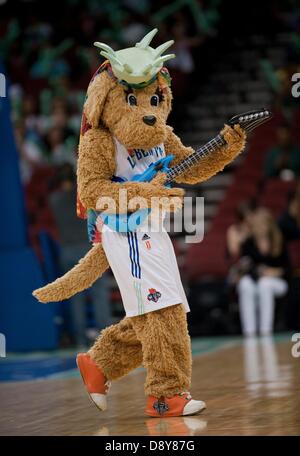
top-left (105, 381), bottom-right (111, 393)
top-left (179, 391), bottom-right (192, 400)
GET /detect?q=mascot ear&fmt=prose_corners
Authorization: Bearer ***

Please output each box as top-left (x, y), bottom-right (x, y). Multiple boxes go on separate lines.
top-left (164, 86), bottom-right (173, 117)
top-left (84, 71), bottom-right (115, 128)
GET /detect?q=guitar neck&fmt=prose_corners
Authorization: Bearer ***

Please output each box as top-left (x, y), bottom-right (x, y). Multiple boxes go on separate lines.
top-left (165, 134), bottom-right (226, 183)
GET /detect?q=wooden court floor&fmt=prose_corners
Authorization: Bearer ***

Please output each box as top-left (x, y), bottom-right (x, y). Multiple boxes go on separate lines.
top-left (1, 337), bottom-right (300, 436)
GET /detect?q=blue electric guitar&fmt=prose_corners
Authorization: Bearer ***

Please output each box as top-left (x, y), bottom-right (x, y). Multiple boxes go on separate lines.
top-left (88, 108), bottom-right (272, 238)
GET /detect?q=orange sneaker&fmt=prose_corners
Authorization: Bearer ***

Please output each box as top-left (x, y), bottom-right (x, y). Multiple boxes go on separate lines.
top-left (145, 392), bottom-right (206, 417)
top-left (76, 353), bottom-right (111, 411)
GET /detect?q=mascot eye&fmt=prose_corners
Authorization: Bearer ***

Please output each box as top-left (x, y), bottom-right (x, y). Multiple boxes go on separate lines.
top-left (127, 94), bottom-right (137, 106)
top-left (150, 94), bottom-right (160, 106)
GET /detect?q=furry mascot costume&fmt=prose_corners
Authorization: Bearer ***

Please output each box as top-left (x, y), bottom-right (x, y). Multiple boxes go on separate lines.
top-left (34, 29), bottom-right (246, 417)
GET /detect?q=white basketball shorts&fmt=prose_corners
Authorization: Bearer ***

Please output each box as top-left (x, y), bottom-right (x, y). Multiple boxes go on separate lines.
top-left (101, 227), bottom-right (189, 317)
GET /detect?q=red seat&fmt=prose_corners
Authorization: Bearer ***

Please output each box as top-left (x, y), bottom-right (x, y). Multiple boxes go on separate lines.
top-left (234, 168), bottom-right (262, 184)
top-left (288, 240), bottom-right (300, 271)
top-left (263, 179), bottom-right (298, 195)
top-left (184, 230), bottom-right (229, 279)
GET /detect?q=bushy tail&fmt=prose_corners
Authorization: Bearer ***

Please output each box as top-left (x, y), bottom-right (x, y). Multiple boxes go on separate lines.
top-left (33, 244), bottom-right (109, 303)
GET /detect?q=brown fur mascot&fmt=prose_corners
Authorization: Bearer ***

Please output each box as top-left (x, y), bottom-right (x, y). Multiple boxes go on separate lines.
top-left (33, 29), bottom-right (246, 417)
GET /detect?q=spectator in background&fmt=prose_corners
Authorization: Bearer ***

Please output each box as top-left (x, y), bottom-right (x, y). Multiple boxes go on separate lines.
top-left (49, 164), bottom-right (112, 347)
top-left (22, 95), bottom-right (43, 139)
top-left (120, 13), bottom-right (148, 46)
top-left (166, 14), bottom-right (204, 129)
top-left (278, 186), bottom-right (300, 331)
top-left (237, 208), bottom-right (289, 337)
top-left (264, 125), bottom-right (300, 179)
top-left (227, 200), bottom-right (257, 259)
top-left (45, 126), bottom-right (76, 169)
top-left (14, 120), bottom-right (45, 183)
top-left (278, 188), bottom-right (300, 241)
top-left (167, 15), bottom-right (204, 98)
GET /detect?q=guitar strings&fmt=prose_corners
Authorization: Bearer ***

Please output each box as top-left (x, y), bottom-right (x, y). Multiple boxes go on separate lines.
top-left (165, 114), bottom-right (269, 183)
top-left (166, 135), bottom-right (225, 181)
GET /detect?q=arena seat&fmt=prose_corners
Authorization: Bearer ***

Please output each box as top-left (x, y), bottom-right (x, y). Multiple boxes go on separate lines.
top-left (288, 240), bottom-right (300, 272)
top-left (234, 166), bottom-right (263, 183)
top-left (263, 179), bottom-right (297, 195)
top-left (257, 179), bottom-right (298, 215)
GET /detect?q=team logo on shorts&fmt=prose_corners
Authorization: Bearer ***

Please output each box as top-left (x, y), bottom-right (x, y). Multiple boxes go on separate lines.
top-left (147, 288), bottom-right (161, 302)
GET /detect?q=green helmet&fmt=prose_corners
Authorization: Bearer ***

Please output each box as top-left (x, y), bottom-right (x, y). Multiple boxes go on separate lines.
top-left (94, 28), bottom-right (175, 86)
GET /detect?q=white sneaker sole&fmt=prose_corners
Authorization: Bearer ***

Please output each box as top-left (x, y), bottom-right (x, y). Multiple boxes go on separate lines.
top-left (90, 393), bottom-right (107, 411)
top-left (183, 399), bottom-right (206, 416)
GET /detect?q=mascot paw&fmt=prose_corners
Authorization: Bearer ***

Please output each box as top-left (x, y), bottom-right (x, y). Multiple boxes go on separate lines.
top-left (221, 124), bottom-right (246, 155)
top-left (159, 195), bottom-right (184, 212)
top-left (151, 173), bottom-right (185, 198)
top-left (97, 172), bottom-right (185, 213)
top-left (151, 172), bottom-right (167, 186)
top-left (151, 173), bottom-right (185, 212)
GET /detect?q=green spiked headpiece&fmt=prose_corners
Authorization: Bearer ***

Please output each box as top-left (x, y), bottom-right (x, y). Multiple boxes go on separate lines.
top-left (94, 28), bottom-right (175, 88)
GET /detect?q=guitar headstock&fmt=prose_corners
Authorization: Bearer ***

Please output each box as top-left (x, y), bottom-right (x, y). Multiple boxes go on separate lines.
top-left (228, 108), bottom-right (272, 133)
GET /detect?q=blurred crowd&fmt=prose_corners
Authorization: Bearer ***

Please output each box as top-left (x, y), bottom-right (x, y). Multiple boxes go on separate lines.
top-left (1, 0), bottom-right (300, 343)
top-left (1, 0), bottom-right (218, 185)
top-left (226, 7), bottom-right (300, 332)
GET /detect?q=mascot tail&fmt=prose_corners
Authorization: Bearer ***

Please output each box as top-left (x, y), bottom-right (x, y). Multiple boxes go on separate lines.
top-left (33, 244), bottom-right (109, 303)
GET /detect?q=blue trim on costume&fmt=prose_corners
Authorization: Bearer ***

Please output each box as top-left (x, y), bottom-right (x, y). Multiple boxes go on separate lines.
top-left (131, 233), bottom-right (137, 278)
top-left (127, 233), bottom-right (135, 277)
top-left (127, 232), bottom-right (141, 279)
top-left (133, 232), bottom-right (141, 279)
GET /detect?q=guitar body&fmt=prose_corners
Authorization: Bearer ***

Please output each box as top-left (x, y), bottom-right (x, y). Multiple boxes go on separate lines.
top-left (88, 155), bottom-right (174, 237)
top-left (130, 155), bottom-right (174, 184)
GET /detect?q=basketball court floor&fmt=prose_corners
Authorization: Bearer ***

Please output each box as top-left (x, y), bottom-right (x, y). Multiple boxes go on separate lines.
top-left (1, 334), bottom-right (299, 436)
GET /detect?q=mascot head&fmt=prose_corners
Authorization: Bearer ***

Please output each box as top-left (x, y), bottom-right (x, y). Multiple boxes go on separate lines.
top-left (83, 28), bottom-right (175, 149)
